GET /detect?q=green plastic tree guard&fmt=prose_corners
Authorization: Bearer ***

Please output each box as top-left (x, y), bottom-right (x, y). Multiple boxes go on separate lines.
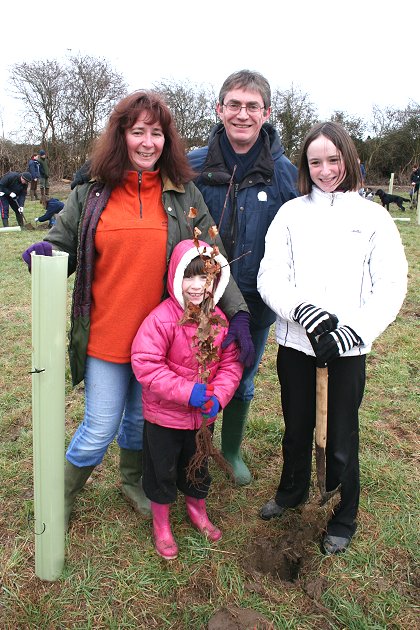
top-left (31, 251), bottom-right (68, 581)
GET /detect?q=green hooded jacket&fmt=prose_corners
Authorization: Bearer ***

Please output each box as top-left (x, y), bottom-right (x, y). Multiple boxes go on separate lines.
top-left (44, 177), bottom-right (248, 386)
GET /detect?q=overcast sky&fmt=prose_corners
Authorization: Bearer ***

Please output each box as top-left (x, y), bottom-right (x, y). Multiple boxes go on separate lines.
top-left (1, 0), bottom-right (417, 139)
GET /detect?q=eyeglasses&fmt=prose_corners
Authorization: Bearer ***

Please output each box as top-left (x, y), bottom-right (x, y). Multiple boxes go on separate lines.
top-left (222, 101), bottom-right (265, 114)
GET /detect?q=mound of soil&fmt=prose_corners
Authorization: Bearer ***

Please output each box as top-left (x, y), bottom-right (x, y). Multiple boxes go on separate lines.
top-left (208, 606), bottom-right (273, 629)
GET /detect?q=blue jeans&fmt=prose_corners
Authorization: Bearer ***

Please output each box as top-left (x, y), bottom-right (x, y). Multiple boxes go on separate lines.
top-left (66, 357), bottom-right (144, 467)
top-left (233, 324), bottom-right (271, 402)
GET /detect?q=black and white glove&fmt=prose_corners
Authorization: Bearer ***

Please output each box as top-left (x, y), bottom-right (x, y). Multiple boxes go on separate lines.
top-left (18, 207), bottom-right (24, 214)
top-left (314, 326), bottom-right (363, 364)
top-left (293, 302), bottom-right (338, 336)
top-left (9, 192), bottom-right (16, 198)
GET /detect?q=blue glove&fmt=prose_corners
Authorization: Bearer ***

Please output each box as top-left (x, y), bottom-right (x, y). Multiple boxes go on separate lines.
top-left (221, 311), bottom-right (255, 368)
top-left (314, 326), bottom-right (362, 364)
top-left (201, 395), bottom-right (220, 418)
top-left (22, 241), bottom-right (53, 271)
top-left (189, 383), bottom-right (214, 407)
top-left (293, 302), bottom-right (338, 336)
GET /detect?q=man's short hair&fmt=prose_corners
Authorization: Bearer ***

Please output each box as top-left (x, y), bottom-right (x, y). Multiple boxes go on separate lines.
top-left (218, 69), bottom-right (271, 111)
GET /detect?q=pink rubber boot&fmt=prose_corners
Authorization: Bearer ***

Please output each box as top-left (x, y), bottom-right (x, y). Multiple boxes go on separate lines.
top-left (150, 502), bottom-right (178, 560)
top-left (185, 496), bottom-right (222, 542)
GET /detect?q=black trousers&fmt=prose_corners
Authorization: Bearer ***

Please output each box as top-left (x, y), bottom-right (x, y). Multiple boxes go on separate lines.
top-left (143, 420), bottom-right (213, 504)
top-left (0, 198), bottom-right (24, 227)
top-left (274, 346), bottom-right (366, 538)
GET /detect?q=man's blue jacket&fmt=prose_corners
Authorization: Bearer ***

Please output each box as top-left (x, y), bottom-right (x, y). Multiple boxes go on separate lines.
top-left (189, 123), bottom-right (298, 329)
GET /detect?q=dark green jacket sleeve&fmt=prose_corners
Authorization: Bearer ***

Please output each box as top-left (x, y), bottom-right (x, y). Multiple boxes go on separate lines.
top-left (43, 184), bottom-right (89, 275)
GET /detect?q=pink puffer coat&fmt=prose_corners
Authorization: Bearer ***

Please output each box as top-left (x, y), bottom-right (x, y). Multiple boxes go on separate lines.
top-left (131, 239), bottom-right (243, 430)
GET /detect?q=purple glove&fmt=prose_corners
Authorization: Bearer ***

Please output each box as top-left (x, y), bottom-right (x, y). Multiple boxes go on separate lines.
top-left (189, 383), bottom-right (214, 407)
top-left (201, 395), bottom-right (220, 418)
top-left (221, 311), bottom-right (255, 368)
top-left (22, 241), bottom-right (53, 271)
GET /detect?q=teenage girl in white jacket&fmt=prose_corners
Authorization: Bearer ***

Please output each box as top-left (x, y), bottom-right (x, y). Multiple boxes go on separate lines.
top-left (257, 121), bottom-right (408, 555)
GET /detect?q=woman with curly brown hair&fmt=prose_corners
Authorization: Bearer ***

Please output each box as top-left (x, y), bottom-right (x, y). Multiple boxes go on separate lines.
top-left (22, 90), bottom-right (252, 530)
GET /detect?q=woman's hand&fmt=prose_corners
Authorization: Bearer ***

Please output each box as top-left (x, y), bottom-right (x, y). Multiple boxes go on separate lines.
top-left (22, 241), bottom-right (53, 272)
top-left (222, 311), bottom-right (255, 367)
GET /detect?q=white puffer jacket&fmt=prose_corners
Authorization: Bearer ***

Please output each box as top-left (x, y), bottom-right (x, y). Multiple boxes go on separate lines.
top-left (257, 187), bottom-right (408, 357)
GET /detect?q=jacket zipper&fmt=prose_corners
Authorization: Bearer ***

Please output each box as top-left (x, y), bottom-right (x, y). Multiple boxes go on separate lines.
top-left (138, 172), bottom-right (142, 218)
top-left (330, 192), bottom-right (335, 206)
top-left (230, 183), bottom-right (239, 251)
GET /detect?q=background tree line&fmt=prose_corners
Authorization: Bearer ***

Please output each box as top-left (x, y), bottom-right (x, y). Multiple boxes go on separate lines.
top-left (1, 54), bottom-right (419, 186)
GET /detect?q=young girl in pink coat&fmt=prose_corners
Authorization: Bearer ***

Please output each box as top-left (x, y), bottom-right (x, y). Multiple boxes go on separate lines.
top-left (131, 239), bottom-right (243, 560)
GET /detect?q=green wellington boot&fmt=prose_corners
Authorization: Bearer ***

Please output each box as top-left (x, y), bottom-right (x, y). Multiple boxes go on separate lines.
top-left (64, 460), bottom-right (95, 531)
top-left (221, 399), bottom-right (252, 486)
top-left (119, 448), bottom-right (151, 517)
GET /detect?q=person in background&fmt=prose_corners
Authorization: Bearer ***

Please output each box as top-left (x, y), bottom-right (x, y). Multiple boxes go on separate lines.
top-left (0, 171), bottom-right (32, 227)
top-left (27, 154), bottom-right (41, 200)
top-left (357, 158), bottom-right (367, 196)
top-left (188, 69), bottom-right (298, 485)
top-left (34, 197), bottom-right (65, 228)
top-left (257, 121), bottom-right (408, 555)
top-left (359, 159), bottom-right (367, 188)
top-left (409, 163), bottom-right (420, 207)
top-left (22, 90), bottom-right (252, 530)
top-left (38, 149), bottom-right (50, 204)
top-left (131, 239), bottom-right (243, 560)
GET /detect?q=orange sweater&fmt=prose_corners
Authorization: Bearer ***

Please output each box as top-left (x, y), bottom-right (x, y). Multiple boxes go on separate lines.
top-left (87, 170), bottom-right (167, 363)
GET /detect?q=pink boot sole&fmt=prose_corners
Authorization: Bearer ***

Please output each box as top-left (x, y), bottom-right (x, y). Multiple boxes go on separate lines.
top-left (154, 535), bottom-right (178, 560)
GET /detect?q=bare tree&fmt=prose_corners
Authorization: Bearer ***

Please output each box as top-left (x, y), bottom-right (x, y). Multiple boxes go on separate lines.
top-left (63, 54), bottom-right (128, 161)
top-left (5, 59), bottom-right (420, 186)
top-left (270, 85), bottom-right (318, 162)
top-left (153, 79), bottom-right (217, 149)
top-left (9, 59), bottom-right (64, 146)
top-left (8, 55), bottom-right (127, 179)
top-left (367, 102), bottom-right (420, 182)
top-left (329, 111), bottom-right (367, 142)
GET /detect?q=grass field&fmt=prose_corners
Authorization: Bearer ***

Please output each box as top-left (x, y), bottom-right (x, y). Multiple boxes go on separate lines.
top-left (0, 187), bottom-right (419, 629)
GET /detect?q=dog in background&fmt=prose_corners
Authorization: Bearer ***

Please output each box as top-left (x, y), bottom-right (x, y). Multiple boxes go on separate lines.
top-left (375, 189), bottom-right (407, 212)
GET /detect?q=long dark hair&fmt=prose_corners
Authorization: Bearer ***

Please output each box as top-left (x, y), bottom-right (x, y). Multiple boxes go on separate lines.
top-left (89, 90), bottom-right (195, 188)
top-left (297, 121), bottom-right (362, 195)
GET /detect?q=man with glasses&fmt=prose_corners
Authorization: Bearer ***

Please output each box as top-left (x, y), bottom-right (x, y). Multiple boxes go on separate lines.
top-left (189, 69), bottom-right (298, 486)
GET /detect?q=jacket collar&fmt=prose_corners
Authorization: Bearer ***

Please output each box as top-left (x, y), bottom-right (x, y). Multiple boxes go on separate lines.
top-left (162, 174), bottom-right (185, 194)
top-left (309, 185), bottom-right (360, 206)
top-left (84, 173), bottom-right (186, 195)
top-left (201, 122), bottom-right (284, 186)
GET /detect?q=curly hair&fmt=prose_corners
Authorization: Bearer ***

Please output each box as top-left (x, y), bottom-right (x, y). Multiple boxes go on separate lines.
top-left (89, 90), bottom-right (195, 188)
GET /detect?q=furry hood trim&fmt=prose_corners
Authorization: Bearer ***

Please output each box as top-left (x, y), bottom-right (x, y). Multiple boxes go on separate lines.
top-left (168, 239), bottom-right (230, 310)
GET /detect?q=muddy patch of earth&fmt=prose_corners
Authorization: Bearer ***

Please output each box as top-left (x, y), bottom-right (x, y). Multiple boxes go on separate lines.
top-left (208, 606), bottom-right (274, 629)
top-left (208, 500), bottom-right (332, 628)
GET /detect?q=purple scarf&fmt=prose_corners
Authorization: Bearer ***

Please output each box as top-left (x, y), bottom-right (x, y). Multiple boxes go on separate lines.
top-left (72, 183), bottom-right (112, 319)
